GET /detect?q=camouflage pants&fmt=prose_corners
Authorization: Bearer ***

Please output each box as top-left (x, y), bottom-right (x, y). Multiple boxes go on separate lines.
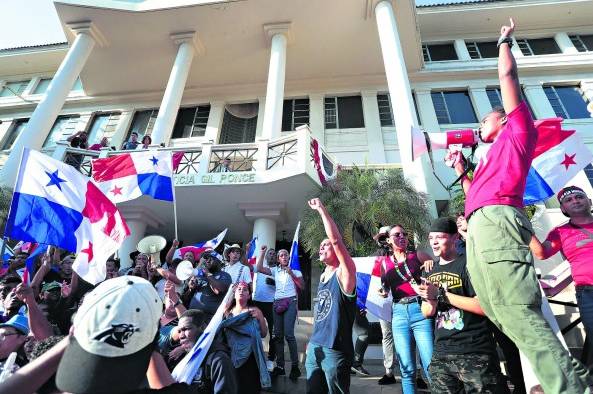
top-left (428, 353), bottom-right (509, 394)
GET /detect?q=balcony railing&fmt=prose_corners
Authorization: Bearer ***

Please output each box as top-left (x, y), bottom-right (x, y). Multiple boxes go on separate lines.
top-left (49, 125), bottom-right (336, 187)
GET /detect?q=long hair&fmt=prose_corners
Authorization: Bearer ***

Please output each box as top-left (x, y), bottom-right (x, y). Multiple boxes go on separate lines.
top-left (224, 282), bottom-right (255, 316)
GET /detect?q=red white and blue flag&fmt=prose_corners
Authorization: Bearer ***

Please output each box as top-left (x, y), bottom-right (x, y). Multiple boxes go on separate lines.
top-left (91, 151), bottom-right (174, 203)
top-left (524, 118), bottom-right (593, 204)
top-left (354, 256), bottom-right (394, 322)
top-left (5, 149), bottom-right (130, 285)
top-left (174, 228), bottom-right (227, 261)
top-left (289, 222), bottom-right (301, 271)
top-left (247, 236), bottom-right (258, 266)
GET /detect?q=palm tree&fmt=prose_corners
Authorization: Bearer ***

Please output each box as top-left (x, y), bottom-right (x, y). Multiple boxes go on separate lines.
top-left (300, 167), bottom-right (431, 260)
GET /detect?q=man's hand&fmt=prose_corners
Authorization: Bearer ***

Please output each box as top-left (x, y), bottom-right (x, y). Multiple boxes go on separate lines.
top-left (172, 239), bottom-right (179, 248)
top-left (168, 346), bottom-right (187, 361)
top-left (418, 280), bottom-right (439, 301)
top-left (165, 281), bottom-right (179, 304)
top-left (61, 281), bottom-right (71, 298)
top-left (500, 17), bottom-right (515, 39)
top-left (260, 245), bottom-right (268, 256)
top-left (249, 307), bottom-right (263, 320)
top-left (422, 260), bottom-right (434, 273)
top-left (308, 198), bottom-right (324, 211)
top-left (15, 283), bottom-right (35, 304)
top-left (378, 287), bottom-right (389, 298)
top-left (444, 149), bottom-right (464, 169)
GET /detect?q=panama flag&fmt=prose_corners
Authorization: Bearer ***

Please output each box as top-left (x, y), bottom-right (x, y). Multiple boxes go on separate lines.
top-left (289, 222), bottom-right (301, 271)
top-left (524, 118), bottom-right (593, 205)
top-left (5, 149), bottom-right (130, 285)
top-left (247, 236), bottom-right (258, 265)
top-left (354, 256), bottom-right (393, 321)
top-left (174, 228), bottom-right (228, 261)
top-left (91, 150), bottom-right (174, 203)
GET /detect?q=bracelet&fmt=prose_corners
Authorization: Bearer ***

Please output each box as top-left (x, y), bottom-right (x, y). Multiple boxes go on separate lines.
top-left (497, 36), bottom-right (514, 48)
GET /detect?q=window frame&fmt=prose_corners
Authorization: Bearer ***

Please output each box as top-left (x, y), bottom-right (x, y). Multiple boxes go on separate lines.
top-left (324, 95), bottom-right (365, 130)
top-left (431, 90), bottom-right (478, 125)
top-left (466, 41), bottom-right (499, 59)
top-left (569, 34), bottom-right (593, 52)
top-left (377, 93), bottom-right (394, 127)
top-left (43, 114), bottom-right (81, 148)
top-left (0, 118), bottom-right (28, 150)
top-left (86, 111), bottom-right (121, 145)
top-left (0, 80), bottom-right (30, 97)
top-left (516, 38), bottom-right (561, 56)
top-left (171, 104), bottom-right (211, 139)
top-left (543, 84), bottom-right (590, 119)
top-left (282, 98), bottom-right (310, 132)
top-left (422, 43), bottom-right (458, 62)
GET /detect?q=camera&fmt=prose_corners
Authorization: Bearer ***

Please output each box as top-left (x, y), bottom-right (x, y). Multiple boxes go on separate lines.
top-left (265, 277), bottom-right (276, 286)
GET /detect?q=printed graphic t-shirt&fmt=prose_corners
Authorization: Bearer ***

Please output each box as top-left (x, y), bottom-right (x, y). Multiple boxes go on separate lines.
top-left (423, 255), bottom-right (496, 355)
top-left (546, 221), bottom-right (593, 286)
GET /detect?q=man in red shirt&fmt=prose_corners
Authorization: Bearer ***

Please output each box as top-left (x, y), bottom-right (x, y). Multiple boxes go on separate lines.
top-left (446, 19), bottom-right (591, 393)
top-left (531, 186), bottom-right (593, 365)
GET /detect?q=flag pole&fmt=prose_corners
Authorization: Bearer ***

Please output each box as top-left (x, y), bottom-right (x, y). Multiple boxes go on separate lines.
top-left (170, 153), bottom-right (179, 240)
top-left (3, 147), bottom-right (27, 241)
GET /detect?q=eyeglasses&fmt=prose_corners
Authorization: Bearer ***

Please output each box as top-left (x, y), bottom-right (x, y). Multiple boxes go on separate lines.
top-left (390, 232), bottom-right (408, 238)
top-left (0, 331), bottom-right (20, 341)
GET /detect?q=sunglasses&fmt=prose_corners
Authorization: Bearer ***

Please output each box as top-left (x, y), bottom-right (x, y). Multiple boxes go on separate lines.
top-left (390, 232), bottom-right (408, 238)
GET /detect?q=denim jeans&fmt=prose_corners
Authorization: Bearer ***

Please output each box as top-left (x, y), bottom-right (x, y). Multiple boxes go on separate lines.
top-left (392, 301), bottom-right (434, 394)
top-left (576, 286), bottom-right (593, 364)
top-left (273, 296), bottom-right (298, 368)
top-left (306, 345), bottom-right (351, 394)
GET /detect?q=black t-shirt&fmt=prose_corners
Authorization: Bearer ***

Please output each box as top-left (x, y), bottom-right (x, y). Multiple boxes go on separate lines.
top-left (423, 255), bottom-right (496, 355)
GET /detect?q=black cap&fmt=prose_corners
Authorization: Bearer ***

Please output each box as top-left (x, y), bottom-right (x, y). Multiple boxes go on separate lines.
top-left (429, 218), bottom-right (458, 234)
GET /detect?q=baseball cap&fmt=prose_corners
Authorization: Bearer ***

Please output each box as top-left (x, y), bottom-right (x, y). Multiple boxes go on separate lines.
top-left (56, 276), bottom-right (162, 394)
top-left (0, 313), bottom-right (29, 335)
top-left (41, 281), bottom-right (62, 293)
top-left (373, 226), bottom-right (392, 241)
top-left (429, 217), bottom-right (458, 234)
top-left (557, 186), bottom-right (587, 203)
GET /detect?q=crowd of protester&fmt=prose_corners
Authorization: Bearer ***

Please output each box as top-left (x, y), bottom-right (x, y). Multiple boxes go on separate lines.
top-left (2, 18), bottom-right (593, 394)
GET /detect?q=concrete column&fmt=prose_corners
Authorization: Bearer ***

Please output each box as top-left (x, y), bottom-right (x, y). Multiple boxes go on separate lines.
top-left (252, 217), bottom-right (277, 252)
top-left (554, 32), bottom-right (578, 55)
top-left (415, 89), bottom-right (440, 132)
top-left (198, 141), bottom-right (213, 174)
top-left (204, 101), bottom-right (224, 142)
top-left (523, 84), bottom-right (557, 119)
top-left (454, 39), bottom-right (471, 61)
top-left (255, 97), bottom-right (266, 138)
top-left (375, 1), bottom-right (435, 216)
top-left (118, 207), bottom-right (164, 270)
top-left (151, 32), bottom-right (201, 146)
top-left (308, 93), bottom-right (325, 142)
top-left (261, 23), bottom-right (291, 141)
top-left (469, 87), bottom-right (494, 119)
top-left (1, 22), bottom-right (101, 186)
top-left (361, 90), bottom-right (387, 163)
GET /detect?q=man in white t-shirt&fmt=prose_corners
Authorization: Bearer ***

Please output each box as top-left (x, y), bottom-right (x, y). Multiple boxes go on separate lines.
top-left (252, 247), bottom-right (278, 368)
top-left (222, 243), bottom-right (252, 284)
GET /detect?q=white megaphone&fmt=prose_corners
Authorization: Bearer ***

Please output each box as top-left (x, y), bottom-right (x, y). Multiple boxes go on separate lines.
top-left (587, 101), bottom-right (593, 118)
top-left (176, 260), bottom-right (196, 281)
top-left (411, 126), bottom-right (479, 162)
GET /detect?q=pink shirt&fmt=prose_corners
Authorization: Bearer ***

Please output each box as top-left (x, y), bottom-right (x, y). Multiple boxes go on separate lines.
top-left (465, 102), bottom-right (538, 217)
top-left (546, 222), bottom-right (593, 286)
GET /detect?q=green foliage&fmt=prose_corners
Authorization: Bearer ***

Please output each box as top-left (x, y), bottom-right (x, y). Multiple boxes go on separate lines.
top-left (300, 167), bottom-right (431, 261)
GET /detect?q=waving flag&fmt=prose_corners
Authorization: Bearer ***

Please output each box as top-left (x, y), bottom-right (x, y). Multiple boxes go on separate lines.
top-left (524, 118), bottom-right (593, 205)
top-left (247, 236), bottom-right (258, 266)
top-left (5, 149), bottom-right (130, 285)
top-left (175, 228), bottom-right (228, 261)
top-left (289, 222), bottom-right (301, 271)
top-left (354, 256), bottom-right (393, 321)
top-left (173, 286), bottom-right (234, 383)
top-left (91, 150), bottom-right (174, 203)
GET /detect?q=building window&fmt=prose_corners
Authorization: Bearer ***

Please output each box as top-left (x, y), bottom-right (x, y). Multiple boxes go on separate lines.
top-left (0, 80), bottom-right (29, 97)
top-left (569, 34), bottom-right (593, 52)
top-left (33, 78), bottom-right (52, 95)
top-left (431, 91), bottom-right (477, 124)
top-left (282, 98), bottom-right (310, 131)
top-left (324, 96), bottom-right (365, 129)
top-left (485, 87), bottom-right (536, 118)
top-left (466, 41), bottom-right (499, 59)
top-left (172, 105), bottom-right (211, 139)
top-left (71, 77), bottom-right (83, 92)
top-left (219, 103), bottom-right (258, 144)
top-left (43, 115), bottom-right (81, 148)
top-left (584, 163), bottom-right (593, 187)
top-left (377, 94), bottom-right (394, 127)
top-left (0, 119), bottom-right (28, 150)
top-left (516, 38), bottom-right (561, 56)
top-left (87, 112), bottom-right (121, 145)
top-left (128, 109), bottom-right (158, 142)
top-left (543, 85), bottom-right (590, 119)
top-left (422, 43), bottom-right (458, 61)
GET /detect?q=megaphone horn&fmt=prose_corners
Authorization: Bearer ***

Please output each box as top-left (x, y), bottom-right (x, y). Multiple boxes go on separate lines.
top-left (410, 126), bottom-right (479, 162)
top-left (137, 235), bottom-right (167, 267)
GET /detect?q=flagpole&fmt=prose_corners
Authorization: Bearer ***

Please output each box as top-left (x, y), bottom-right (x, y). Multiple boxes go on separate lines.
top-left (3, 147), bottom-right (27, 240)
top-left (170, 153), bottom-right (179, 240)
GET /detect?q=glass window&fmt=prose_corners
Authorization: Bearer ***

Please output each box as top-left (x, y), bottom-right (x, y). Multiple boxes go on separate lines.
top-left (569, 34), bottom-right (593, 52)
top-left (431, 91), bottom-right (477, 124)
top-left (0, 80), bottom-right (29, 97)
top-left (0, 119), bottom-right (28, 150)
top-left (171, 105), bottom-right (211, 139)
top-left (585, 163), bottom-right (593, 187)
top-left (219, 103), bottom-right (258, 144)
top-left (485, 87), bottom-right (536, 118)
top-left (324, 96), bottom-right (365, 129)
top-left (33, 78), bottom-right (52, 95)
top-left (377, 94), bottom-right (394, 127)
top-left (517, 38), bottom-right (561, 56)
top-left (87, 112), bottom-right (120, 145)
top-left (282, 98), bottom-right (310, 132)
top-left (71, 78), bottom-right (83, 92)
top-left (43, 115), bottom-right (81, 148)
top-left (543, 85), bottom-right (590, 119)
top-left (422, 43), bottom-right (458, 62)
top-left (466, 41), bottom-right (499, 59)
top-left (128, 109), bottom-right (158, 142)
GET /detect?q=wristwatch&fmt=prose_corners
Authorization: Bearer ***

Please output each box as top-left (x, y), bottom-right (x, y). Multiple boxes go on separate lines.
top-left (497, 36), bottom-right (514, 48)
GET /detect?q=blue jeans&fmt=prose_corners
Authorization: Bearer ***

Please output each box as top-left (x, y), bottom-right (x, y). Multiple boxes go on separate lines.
top-left (392, 301), bottom-right (434, 394)
top-left (274, 296), bottom-right (299, 368)
top-left (576, 287), bottom-right (593, 363)
top-left (305, 345), bottom-right (351, 394)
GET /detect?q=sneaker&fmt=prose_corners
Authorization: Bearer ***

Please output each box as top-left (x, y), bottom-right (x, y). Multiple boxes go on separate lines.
top-left (350, 365), bottom-right (371, 376)
top-left (289, 366), bottom-right (301, 380)
top-left (271, 366), bottom-right (285, 377)
top-left (416, 377), bottom-right (428, 390)
top-left (378, 374), bottom-right (396, 385)
top-left (266, 360), bottom-right (274, 372)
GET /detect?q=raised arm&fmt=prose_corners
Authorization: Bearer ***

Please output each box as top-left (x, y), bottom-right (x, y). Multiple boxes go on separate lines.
top-left (255, 246), bottom-right (272, 275)
top-left (165, 239), bottom-right (179, 265)
top-left (308, 198), bottom-right (356, 294)
top-left (530, 234), bottom-right (561, 260)
top-left (15, 284), bottom-right (53, 340)
top-left (498, 18), bottom-right (521, 114)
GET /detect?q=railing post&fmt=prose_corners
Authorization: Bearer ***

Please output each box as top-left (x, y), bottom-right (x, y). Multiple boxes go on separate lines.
top-left (99, 147), bottom-right (111, 158)
top-left (199, 142), bottom-right (213, 174)
top-left (296, 125), bottom-right (311, 173)
top-left (254, 137), bottom-right (270, 171)
top-left (52, 141), bottom-right (70, 161)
